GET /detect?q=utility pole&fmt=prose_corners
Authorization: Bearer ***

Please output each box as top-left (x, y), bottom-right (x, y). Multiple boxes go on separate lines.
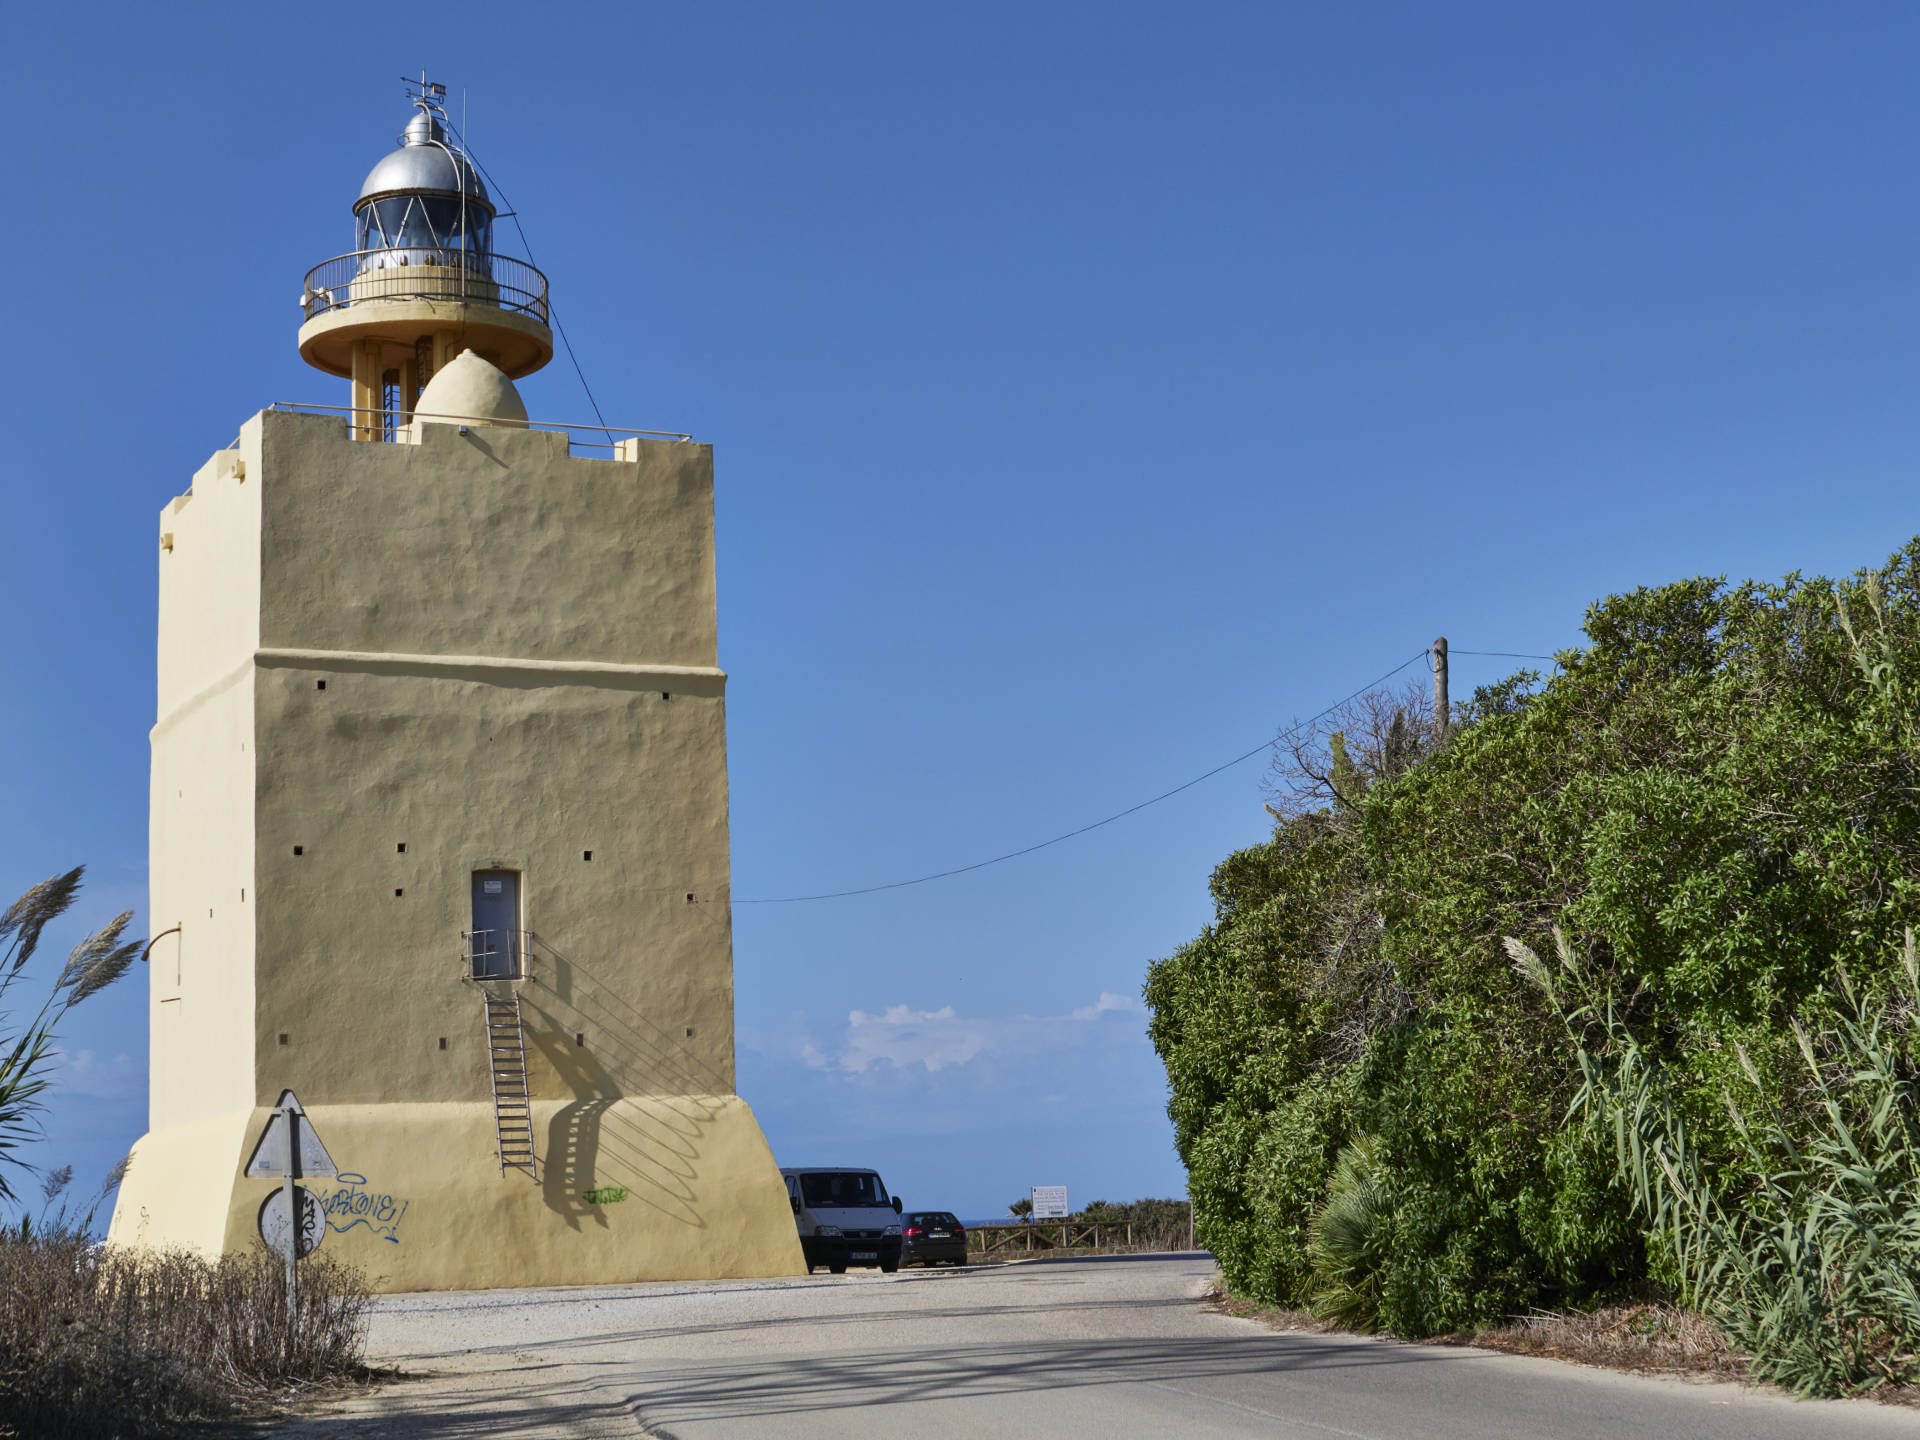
top-left (1433, 636), bottom-right (1449, 743)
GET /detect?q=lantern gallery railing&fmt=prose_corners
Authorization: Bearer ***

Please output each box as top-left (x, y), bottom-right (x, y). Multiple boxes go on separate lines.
top-left (300, 250), bottom-right (549, 323)
top-left (264, 401), bottom-right (695, 451)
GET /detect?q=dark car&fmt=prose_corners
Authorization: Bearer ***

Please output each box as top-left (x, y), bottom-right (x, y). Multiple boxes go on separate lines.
top-left (901, 1211), bottom-right (967, 1267)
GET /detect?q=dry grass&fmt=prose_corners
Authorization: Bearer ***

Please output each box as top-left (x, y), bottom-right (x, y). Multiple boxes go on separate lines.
top-left (1452, 1303), bottom-right (1746, 1379)
top-left (0, 1228), bottom-right (373, 1438)
top-left (1207, 1277), bottom-right (1741, 1378)
top-left (1203, 1283), bottom-right (1342, 1335)
top-left (1205, 1283), bottom-right (1741, 1376)
top-left (1457, 1306), bottom-right (1920, 1405)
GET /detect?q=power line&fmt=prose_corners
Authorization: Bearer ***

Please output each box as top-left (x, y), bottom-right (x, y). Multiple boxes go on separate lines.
top-left (734, 648), bottom-right (1434, 905)
top-left (446, 117), bottom-right (612, 433)
top-left (1451, 649), bottom-right (1556, 660)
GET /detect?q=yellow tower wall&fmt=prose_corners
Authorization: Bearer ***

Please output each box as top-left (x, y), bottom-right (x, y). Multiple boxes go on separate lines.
top-left (111, 411), bottom-right (805, 1288)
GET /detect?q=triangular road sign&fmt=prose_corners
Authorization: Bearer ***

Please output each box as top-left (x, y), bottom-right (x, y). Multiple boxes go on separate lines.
top-left (245, 1089), bottom-right (339, 1179)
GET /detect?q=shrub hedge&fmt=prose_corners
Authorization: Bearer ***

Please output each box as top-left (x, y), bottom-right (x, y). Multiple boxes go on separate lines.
top-left (1146, 543), bottom-right (1920, 1342)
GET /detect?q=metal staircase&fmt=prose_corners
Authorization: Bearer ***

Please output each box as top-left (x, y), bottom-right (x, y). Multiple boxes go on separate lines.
top-left (482, 990), bottom-right (537, 1179)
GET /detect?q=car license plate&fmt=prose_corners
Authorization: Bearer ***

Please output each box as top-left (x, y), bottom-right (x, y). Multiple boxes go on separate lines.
top-left (852, 1250), bottom-right (876, 1260)
top-left (931, 1230), bottom-right (950, 1237)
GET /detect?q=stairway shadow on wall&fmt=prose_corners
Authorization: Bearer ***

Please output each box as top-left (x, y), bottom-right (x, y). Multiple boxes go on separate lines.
top-left (524, 936), bottom-right (734, 1231)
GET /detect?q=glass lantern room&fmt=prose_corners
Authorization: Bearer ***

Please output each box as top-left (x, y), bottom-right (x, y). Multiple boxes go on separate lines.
top-left (352, 107), bottom-right (495, 275)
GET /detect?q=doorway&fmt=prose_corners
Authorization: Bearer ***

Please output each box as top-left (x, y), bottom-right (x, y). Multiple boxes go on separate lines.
top-left (469, 870), bottom-right (522, 979)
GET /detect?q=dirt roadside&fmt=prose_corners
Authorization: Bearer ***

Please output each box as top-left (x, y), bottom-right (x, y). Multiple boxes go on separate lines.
top-left (1205, 1285), bottom-right (1920, 1406)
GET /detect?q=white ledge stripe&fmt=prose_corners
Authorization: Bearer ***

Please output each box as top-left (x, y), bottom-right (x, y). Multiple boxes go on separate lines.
top-left (253, 647), bottom-right (726, 691)
top-left (155, 648), bottom-right (724, 736)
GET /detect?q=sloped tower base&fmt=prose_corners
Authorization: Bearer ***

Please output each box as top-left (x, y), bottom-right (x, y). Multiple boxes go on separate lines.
top-left (109, 1095), bottom-right (804, 1291)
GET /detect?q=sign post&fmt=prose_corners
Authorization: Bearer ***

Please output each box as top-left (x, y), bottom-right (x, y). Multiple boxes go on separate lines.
top-left (245, 1090), bottom-right (338, 1349)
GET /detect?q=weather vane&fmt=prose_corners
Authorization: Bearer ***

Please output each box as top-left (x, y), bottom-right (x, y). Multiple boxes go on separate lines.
top-left (402, 69), bottom-right (446, 106)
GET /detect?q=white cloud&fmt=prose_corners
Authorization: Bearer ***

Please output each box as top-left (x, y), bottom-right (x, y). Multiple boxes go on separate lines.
top-left (804, 992), bottom-right (1139, 1077)
top-left (1071, 992), bottom-right (1137, 1021)
top-left (47, 1049), bottom-right (139, 1100)
top-left (842, 1005), bottom-right (986, 1073)
top-left (740, 1012), bottom-right (838, 1072)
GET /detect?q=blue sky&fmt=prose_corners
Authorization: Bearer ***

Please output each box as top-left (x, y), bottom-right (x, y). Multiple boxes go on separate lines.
top-left (6, 2), bottom-right (1920, 1224)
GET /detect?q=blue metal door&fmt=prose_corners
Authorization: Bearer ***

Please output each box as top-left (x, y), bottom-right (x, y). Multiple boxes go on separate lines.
top-left (469, 870), bottom-right (521, 979)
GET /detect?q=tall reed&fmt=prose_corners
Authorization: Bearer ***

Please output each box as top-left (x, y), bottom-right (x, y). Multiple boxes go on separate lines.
top-left (1509, 926), bottom-right (1920, 1397)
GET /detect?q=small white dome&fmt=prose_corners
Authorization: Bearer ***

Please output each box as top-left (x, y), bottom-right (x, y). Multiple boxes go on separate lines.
top-left (415, 350), bottom-right (528, 428)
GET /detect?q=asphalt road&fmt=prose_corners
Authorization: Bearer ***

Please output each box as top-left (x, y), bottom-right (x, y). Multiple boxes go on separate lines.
top-left (279, 1254), bottom-right (1920, 1439)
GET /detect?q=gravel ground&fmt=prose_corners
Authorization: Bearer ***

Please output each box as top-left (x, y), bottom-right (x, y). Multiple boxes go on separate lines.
top-left (273, 1254), bottom-right (1920, 1439)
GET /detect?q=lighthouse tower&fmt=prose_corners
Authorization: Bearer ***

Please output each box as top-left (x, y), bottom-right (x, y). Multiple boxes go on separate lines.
top-left (108, 81), bottom-right (804, 1290)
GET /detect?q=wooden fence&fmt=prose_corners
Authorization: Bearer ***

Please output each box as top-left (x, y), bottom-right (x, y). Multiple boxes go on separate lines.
top-left (966, 1218), bottom-right (1192, 1257)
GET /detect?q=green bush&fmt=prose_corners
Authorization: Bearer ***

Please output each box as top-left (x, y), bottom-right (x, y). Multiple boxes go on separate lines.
top-left (1146, 543), bottom-right (1920, 1339)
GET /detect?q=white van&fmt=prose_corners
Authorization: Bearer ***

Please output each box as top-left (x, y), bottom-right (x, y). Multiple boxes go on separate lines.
top-left (782, 1167), bottom-right (903, 1274)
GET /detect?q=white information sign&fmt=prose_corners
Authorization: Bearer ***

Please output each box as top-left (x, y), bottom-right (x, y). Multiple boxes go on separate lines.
top-left (1031, 1185), bottom-right (1069, 1219)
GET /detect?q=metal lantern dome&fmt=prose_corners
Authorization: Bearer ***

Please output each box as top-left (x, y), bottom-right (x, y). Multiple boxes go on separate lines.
top-left (296, 75), bottom-right (553, 439)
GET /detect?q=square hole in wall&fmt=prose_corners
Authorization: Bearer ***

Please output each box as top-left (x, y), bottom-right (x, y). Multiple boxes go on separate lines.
top-left (661, 691), bottom-right (671, 701)
top-left (293, 846), bottom-right (303, 856)
top-left (685, 893), bottom-right (695, 904)
top-left (438, 1037), bottom-right (447, 1051)
top-left (575, 1032), bottom-right (585, 1048)
top-left (315, 680), bottom-right (326, 691)
top-left (685, 1026), bottom-right (695, 1038)
top-left (583, 850), bottom-right (592, 862)
top-left (394, 888), bottom-right (404, 897)
top-left (278, 1033), bottom-right (289, 1046)
top-left (397, 842), bottom-right (407, 854)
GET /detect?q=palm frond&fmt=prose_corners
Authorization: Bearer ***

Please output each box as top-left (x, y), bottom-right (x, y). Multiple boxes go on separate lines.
top-left (1306, 1134), bottom-right (1394, 1331)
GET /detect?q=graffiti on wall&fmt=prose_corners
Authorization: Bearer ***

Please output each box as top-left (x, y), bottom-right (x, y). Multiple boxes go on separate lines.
top-left (314, 1173), bottom-right (410, 1243)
